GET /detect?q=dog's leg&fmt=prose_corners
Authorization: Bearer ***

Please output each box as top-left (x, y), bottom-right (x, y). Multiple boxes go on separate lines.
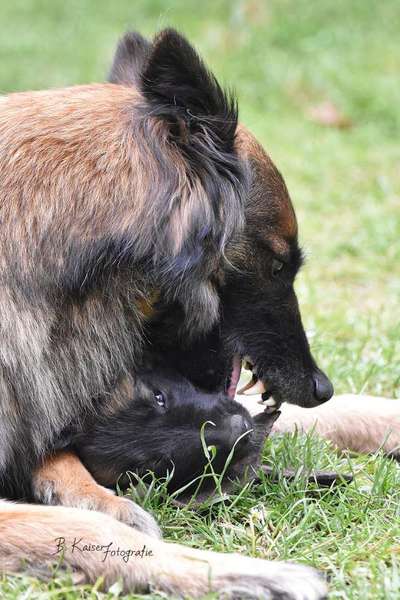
top-left (0, 500), bottom-right (326, 599)
top-left (240, 394), bottom-right (400, 457)
top-left (273, 395), bottom-right (400, 457)
top-left (32, 451), bottom-right (161, 538)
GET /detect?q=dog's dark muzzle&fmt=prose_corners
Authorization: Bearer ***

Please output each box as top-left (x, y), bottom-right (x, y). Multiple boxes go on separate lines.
top-left (238, 353), bottom-right (334, 408)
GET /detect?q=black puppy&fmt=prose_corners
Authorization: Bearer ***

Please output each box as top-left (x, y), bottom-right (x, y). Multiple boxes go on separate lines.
top-left (67, 369), bottom-right (278, 494)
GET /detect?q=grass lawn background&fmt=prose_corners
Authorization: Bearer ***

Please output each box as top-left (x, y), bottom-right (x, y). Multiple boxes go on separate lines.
top-left (1, 0), bottom-right (399, 598)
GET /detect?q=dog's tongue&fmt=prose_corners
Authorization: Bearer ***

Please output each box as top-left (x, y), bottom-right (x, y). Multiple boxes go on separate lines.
top-left (227, 354), bottom-right (242, 399)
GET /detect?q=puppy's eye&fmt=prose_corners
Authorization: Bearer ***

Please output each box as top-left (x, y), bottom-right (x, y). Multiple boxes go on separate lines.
top-left (154, 390), bottom-right (166, 407)
top-left (272, 258), bottom-right (284, 277)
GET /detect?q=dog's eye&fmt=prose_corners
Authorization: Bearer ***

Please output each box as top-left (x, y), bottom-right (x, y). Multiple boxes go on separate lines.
top-left (271, 259), bottom-right (284, 277)
top-left (154, 390), bottom-right (166, 407)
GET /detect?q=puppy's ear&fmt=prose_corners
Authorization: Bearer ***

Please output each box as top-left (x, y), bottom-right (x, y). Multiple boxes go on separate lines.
top-left (108, 31), bottom-right (151, 87)
top-left (253, 410), bottom-right (281, 436)
top-left (141, 28), bottom-right (237, 153)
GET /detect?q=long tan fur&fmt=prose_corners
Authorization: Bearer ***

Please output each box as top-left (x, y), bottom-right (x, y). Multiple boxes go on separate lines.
top-left (240, 394), bottom-right (400, 457)
top-left (0, 500), bottom-right (326, 599)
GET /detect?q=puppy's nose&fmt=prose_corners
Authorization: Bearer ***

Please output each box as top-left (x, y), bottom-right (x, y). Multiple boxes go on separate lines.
top-left (312, 369), bottom-right (334, 403)
top-left (229, 414), bottom-right (252, 445)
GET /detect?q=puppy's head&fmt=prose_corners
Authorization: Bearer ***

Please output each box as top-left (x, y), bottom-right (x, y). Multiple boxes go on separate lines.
top-left (72, 369), bottom-right (277, 493)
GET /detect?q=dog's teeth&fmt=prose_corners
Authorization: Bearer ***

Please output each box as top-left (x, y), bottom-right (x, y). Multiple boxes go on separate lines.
top-left (257, 396), bottom-right (276, 406)
top-left (242, 356), bottom-right (253, 371)
top-left (237, 376), bottom-right (256, 394)
top-left (242, 379), bottom-right (267, 396)
top-left (264, 398), bottom-right (277, 407)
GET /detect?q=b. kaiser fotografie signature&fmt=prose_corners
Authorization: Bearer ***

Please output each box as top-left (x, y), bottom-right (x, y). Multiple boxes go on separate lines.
top-left (53, 537), bottom-right (154, 563)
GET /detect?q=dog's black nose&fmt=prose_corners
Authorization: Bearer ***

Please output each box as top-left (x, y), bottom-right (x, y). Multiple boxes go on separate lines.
top-left (229, 414), bottom-right (252, 445)
top-left (312, 369), bottom-right (334, 403)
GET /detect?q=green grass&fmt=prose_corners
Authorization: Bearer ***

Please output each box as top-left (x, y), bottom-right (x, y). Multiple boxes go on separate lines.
top-left (1, 0), bottom-right (399, 598)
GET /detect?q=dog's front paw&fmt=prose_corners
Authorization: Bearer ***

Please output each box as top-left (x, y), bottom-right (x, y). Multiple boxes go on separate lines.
top-left (34, 477), bottom-right (161, 538)
top-left (166, 546), bottom-right (328, 600)
top-left (214, 560), bottom-right (327, 600)
top-left (100, 494), bottom-right (162, 539)
top-left (32, 451), bottom-right (161, 539)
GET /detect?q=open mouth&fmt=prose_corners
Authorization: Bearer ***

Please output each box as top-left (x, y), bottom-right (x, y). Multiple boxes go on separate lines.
top-left (227, 355), bottom-right (279, 410)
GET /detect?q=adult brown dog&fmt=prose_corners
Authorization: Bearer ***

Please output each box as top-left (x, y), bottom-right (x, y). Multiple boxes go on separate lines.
top-left (0, 30), bottom-right (330, 598)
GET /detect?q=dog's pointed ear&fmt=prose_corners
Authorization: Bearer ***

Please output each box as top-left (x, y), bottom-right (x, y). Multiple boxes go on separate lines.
top-left (108, 31), bottom-right (152, 87)
top-left (141, 28), bottom-right (237, 152)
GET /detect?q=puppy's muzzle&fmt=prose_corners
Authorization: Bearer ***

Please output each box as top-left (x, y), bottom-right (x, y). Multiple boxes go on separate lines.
top-left (227, 414), bottom-right (253, 447)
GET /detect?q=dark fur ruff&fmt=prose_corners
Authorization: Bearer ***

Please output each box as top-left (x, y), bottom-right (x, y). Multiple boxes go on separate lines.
top-left (0, 29), bottom-right (246, 498)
